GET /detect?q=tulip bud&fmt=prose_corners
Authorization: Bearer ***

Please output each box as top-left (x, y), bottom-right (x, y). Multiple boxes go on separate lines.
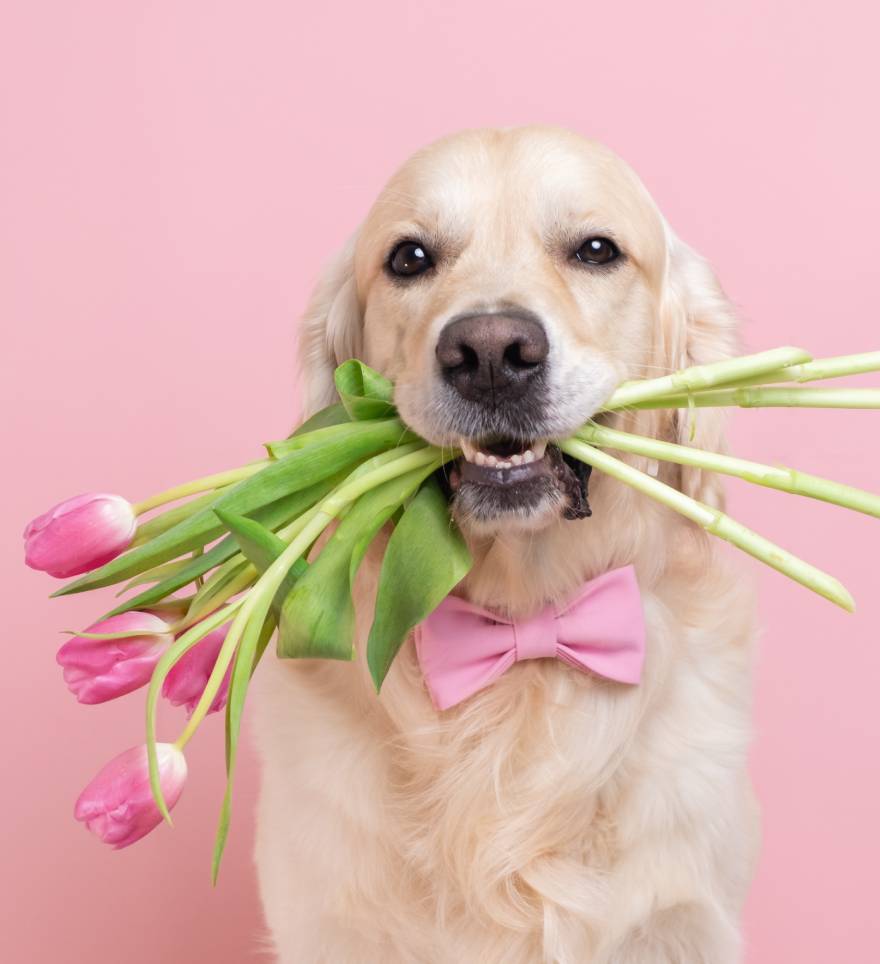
top-left (24, 493), bottom-right (136, 578)
top-left (58, 612), bottom-right (173, 704)
top-left (75, 744), bottom-right (187, 848)
top-left (163, 625), bottom-right (231, 716)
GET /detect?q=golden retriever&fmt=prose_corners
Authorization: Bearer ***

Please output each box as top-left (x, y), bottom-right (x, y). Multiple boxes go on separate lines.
top-left (251, 126), bottom-right (759, 963)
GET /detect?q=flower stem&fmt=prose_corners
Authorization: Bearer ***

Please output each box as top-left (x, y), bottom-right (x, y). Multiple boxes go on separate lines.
top-left (702, 350), bottom-right (880, 390)
top-left (559, 437), bottom-right (855, 612)
top-left (578, 423), bottom-right (880, 518)
top-left (604, 347), bottom-right (812, 410)
top-left (146, 601), bottom-right (243, 822)
top-left (132, 461), bottom-right (270, 516)
top-left (624, 386), bottom-right (880, 410)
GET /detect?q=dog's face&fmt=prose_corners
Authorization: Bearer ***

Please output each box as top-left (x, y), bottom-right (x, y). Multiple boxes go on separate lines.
top-left (301, 127), bottom-right (736, 538)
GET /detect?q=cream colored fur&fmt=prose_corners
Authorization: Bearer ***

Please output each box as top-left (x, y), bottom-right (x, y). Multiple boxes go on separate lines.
top-left (252, 127), bottom-right (759, 963)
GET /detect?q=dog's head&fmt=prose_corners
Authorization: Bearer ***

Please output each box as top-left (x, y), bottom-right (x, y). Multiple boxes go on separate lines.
top-left (300, 127), bottom-right (737, 538)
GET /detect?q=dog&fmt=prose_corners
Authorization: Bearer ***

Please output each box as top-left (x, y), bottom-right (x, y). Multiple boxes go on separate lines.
top-left (251, 126), bottom-right (759, 963)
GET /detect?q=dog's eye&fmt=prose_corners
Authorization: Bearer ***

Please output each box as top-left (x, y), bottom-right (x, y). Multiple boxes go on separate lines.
top-left (388, 241), bottom-right (433, 278)
top-left (574, 237), bottom-right (620, 266)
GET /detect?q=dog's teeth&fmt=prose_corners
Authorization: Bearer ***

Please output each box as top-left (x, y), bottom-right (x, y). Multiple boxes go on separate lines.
top-left (511, 453), bottom-right (523, 466)
top-left (522, 449), bottom-right (535, 464)
top-left (495, 460), bottom-right (511, 469)
top-left (485, 454), bottom-right (499, 468)
top-left (460, 439), bottom-right (477, 463)
top-left (532, 440), bottom-right (547, 460)
top-left (646, 459), bottom-right (659, 477)
top-left (474, 451), bottom-right (487, 466)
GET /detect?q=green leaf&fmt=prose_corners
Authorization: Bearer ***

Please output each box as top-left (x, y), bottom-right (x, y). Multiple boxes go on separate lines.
top-left (100, 475), bottom-right (337, 618)
top-left (291, 401), bottom-right (352, 435)
top-left (265, 419), bottom-right (415, 460)
top-left (264, 403), bottom-right (356, 458)
top-left (366, 478), bottom-right (472, 692)
top-left (185, 554), bottom-right (254, 623)
top-left (213, 508), bottom-right (307, 618)
top-left (215, 508), bottom-right (287, 569)
top-left (129, 490), bottom-right (221, 548)
top-left (117, 557), bottom-right (195, 595)
top-left (277, 464), bottom-right (435, 661)
top-left (334, 359), bottom-right (397, 420)
top-left (54, 418), bottom-right (407, 597)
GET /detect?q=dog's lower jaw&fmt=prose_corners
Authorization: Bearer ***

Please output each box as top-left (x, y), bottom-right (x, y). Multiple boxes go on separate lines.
top-left (444, 446), bottom-right (592, 537)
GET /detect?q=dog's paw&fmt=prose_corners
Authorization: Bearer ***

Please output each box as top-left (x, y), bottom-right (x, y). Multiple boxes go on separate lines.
top-left (602, 903), bottom-right (740, 964)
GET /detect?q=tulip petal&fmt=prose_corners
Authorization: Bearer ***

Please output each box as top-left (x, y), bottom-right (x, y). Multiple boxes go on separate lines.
top-left (75, 744), bottom-right (186, 849)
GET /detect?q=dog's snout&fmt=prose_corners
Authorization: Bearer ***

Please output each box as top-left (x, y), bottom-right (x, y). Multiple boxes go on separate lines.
top-left (436, 313), bottom-right (549, 402)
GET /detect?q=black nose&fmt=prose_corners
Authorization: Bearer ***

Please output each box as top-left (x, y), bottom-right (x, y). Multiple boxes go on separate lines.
top-left (436, 312), bottom-right (549, 403)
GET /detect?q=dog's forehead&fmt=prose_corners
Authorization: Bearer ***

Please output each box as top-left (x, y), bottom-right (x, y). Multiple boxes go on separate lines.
top-left (364, 127), bottom-right (663, 257)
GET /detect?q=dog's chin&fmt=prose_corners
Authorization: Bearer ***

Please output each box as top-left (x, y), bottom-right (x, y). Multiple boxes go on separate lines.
top-left (443, 444), bottom-right (591, 536)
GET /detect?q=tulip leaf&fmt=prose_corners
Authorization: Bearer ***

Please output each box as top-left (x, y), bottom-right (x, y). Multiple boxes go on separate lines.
top-left (184, 554), bottom-right (253, 624)
top-left (334, 359), bottom-right (397, 420)
top-left (265, 419), bottom-right (415, 460)
top-left (54, 417), bottom-right (408, 597)
top-left (99, 475), bottom-right (337, 618)
top-left (117, 557), bottom-right (195, 595)
top-left (366, 478), bottom-right (471, 692)
top-left (291, 401), bottom-right (352, 435)
top-left (130, 490), bottom-right (222, 548)
top-left (276, 464), bottom-right (435, 661)
top-left (213, 508), bottom-right (307, 618)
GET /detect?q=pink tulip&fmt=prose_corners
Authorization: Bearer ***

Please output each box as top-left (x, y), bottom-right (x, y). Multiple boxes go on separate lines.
top-left (75, 744), bottom-right (187, 848)
top-left (163, 625), bottom-right (231, 716)
top-left (57, 611), bottom-right (173, 704)
top-left (24, 493), bottom-right (136, 578)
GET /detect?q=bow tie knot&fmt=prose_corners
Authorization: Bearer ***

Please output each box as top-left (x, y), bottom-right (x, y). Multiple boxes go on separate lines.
top-left (415, 565), bottom-right (646, 711)
top-left (513, 607), bottom-right (559, 661)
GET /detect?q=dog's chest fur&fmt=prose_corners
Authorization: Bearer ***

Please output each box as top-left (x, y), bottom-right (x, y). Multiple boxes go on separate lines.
top-left (252, 529), bottom-right (755, 963)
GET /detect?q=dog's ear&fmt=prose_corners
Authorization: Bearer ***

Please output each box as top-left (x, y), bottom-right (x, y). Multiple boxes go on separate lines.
top-left (298, 232), bottom-right (363, 417)
top-left (655, 229), bottom-right (739, 507)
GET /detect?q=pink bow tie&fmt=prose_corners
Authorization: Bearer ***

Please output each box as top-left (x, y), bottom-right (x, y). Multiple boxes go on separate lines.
top-left (415, 565), bottom-right (645, 711)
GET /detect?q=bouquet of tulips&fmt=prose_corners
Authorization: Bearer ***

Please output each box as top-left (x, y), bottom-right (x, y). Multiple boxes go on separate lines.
top-left (25, 347), bottom-right (880, 878)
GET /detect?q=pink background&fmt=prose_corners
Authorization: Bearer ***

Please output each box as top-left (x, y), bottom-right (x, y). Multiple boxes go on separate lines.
top-left (2, 2), bottom-right (878, 961)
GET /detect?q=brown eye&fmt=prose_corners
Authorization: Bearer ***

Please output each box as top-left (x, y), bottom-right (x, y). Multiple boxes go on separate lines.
top-left (574, 237), bottom-right (621, 265)
top-left (389, 241), bottom-right (433, 277)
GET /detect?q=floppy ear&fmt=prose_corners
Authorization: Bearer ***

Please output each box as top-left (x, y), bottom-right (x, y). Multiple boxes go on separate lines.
top-left (654, 229), bottom-right (740, 507)
top-left (297, 232), bottom-right (363, 417)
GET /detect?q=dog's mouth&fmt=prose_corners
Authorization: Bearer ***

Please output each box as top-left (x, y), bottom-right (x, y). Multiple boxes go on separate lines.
top-left (442, 435), bottom-right (591, 525)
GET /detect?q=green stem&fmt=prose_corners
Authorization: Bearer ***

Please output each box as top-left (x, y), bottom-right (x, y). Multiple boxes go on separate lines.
top-left (146, 601), bottom-right (242, 822)
top-left (559, 438), bottom-right (855, 612)
top-left (604, 347), bottom-right (812, 410)
top-left (578, 423), bottom-right (880, 518)
top-left (625, 386), bottom-right (880, 410)
top-left (700, 350), bottom-right (880, 390)
top-left (132, 461), bottom-right (270, 516)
